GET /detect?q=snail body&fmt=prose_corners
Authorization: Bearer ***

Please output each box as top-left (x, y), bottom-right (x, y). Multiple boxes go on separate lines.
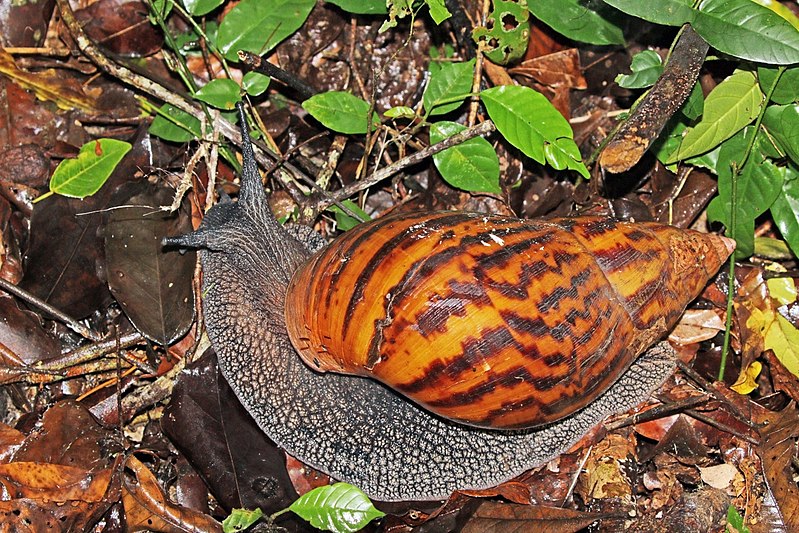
top-left (286, 211), bottom-right (733, 429)
top-left (164, 108), bottom-right (734, 501)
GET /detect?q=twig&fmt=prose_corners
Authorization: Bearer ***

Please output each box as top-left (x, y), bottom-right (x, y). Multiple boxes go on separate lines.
top-left (311, 119), bottom-right (497, 211)
top-left (0, 277), bottom-right (102, 341)
top-left (237, 51), bottom-right (317, 101)
top-left (599, 24), bottom-right (709, 173)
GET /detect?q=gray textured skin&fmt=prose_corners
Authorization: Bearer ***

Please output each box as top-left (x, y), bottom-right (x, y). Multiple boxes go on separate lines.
top-left (165, 110), bottom-right (676, 502)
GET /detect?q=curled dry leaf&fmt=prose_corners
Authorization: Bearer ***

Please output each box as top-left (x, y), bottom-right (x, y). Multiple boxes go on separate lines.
top-left (122, 455), bottom-right (223, 533)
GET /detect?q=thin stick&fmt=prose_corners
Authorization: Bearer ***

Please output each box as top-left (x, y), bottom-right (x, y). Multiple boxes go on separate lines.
top-left (0, 277), bottom-right (102, 341)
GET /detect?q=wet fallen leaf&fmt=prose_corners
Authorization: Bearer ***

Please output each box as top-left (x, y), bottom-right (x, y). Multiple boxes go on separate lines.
top-left (122, 455), bottom-right (223, 533)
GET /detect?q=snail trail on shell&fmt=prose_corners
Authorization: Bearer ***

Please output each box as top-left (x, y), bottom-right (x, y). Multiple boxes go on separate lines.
top-left (163, 103), bottom-right (735, 502)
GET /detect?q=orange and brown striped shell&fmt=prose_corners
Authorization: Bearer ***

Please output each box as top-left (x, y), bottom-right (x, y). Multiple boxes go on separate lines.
top-left (285, 211), bottom-right (735, 429)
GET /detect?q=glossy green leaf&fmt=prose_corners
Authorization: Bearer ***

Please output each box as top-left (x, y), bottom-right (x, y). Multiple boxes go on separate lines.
top-left (303, 91), bottom-right (379, 134)
top-left (472, 0), bottom-right (530, 65)
top-left (290, 483), bottom-right (385, 533)
top-left (758, 66), bottom-right (799, 105)
top-left (222, 508), bottom-right (263, 532)
top-left (668, 70), bottom-right (763, 162)
top-left (752, 0), bottom-right (799, 30)
top-left (770, 165), bottom-right (799, 259)
top-left (530, 0), bottom-right (624, 45)
top-left (430, 121), bottom-right (501, 194)
top-left (181, 0), bottom-right (223, 16)
top-left (605, 0), bottom-right (799, 64)
top-left (325, 0), bottom-right (387, 15)
top-left (615, 50), bottom-right (663, 89)
top-left (329, 200), bottom-right (371, 231)
top-left (241, 72), bottom-right (271, 97)
top-left (217, 0), bottom-right (315, 60)
top-left (41, 139), bottom-right (132, 201)
top-left (194, 78), bottom-right (241, 110)
top-left (762, 104), bottom-right (799, 165)
top-left (602, 0), bottom-right (694, 25)
top-left (481, 85), bottom-right (588, 177)
top-left (706, 129), bottom-right (783, 258)
top-left (423, 59), bottom-right (474, 116)
top-left (149, 104), bottom-right (202, 142)
top-left (693, 0), bottom-right (799, 65)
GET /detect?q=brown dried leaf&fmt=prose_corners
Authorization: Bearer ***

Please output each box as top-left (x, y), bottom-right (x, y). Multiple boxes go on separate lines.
top-left (0, 423), bottom-right (25, 464)
top-left (462, 500), bottom-right (623, 533)
top-left (0, 48), bottom-right (97, 112)
top-left (13, 400), bottom-right (120, 471)
top-left (122, 455), bottom-right (222, 533)
top-left (76, 0), bottom-right (163, 58)
top-left (753, 404), bottom-right (799, 532)
top-left (509, 49), bottom-right (587, 89)
top-left (0, 462), bottom-right (112, 501)
top-left (669, 308), bottom-right (726, 345)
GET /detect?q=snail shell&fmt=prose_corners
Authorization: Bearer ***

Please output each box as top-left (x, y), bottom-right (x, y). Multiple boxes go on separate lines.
top-left (286, 211), bottom-right (734, 429)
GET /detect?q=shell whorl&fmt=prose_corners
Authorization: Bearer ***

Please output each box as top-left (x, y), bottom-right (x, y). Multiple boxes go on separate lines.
top-left (285, 211), bottom-right (733, 429)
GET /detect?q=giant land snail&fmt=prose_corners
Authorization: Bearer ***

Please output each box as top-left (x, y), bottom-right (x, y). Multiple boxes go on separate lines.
top-left (164, 106), bottom-right (735, 502)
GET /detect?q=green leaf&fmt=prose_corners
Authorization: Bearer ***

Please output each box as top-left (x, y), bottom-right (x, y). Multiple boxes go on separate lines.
top-left (605, 0), bottom-right (799, 64)
top-left (693, 0), bottom-right (799, 65)
top-left (329, 200), bottom-right (371, 231)
top-left (149, 0), bottom-right (173, 20)
top-left (426, 0), bottom-right (451, 25)
top-left (668, 70), bottom-right (763, 162)
top-left (217, 0), bottom-right (315, 60)
top-left (423, 59), bottom-right (474, 116)
top-left (762, 104), bottom-right (799, 165)
top-left (472, 0), bottom-right (530, 65)
top-left (770, 165), bottom-right (799, 259)
top-left (615, 50), bottom-right (663, 89)
top-left (384, 106), bottom-right (416, 119)
top-left (325, 0), bottom-right (387, 15)
top-left (602, 0), bottom-right (694, 26)
top-left (40, 139), bottom-right (132, 202)
top-left (758, 66), bottom-right (799, 105)
top-left (682, 81), bottom-right (705, 120)
top-left (302, 91), bottom-right (379, 134)
top-left (754, 236), bottom-right (794, 260)
top-left (289, 483), bottom-right (385, 533)
top-left (181, 0), bottom-right (223, 16)
top-left (194, 78), bottom-right (241, 110)
top-left (379, 0), bottom-right (413, 32)
top-left (149, 104), bottom-right (202, 142)
top-left (481, 85), bottom-right (589, 177)
top-left (706, 129), bottom-right (783, 258)
top-left (530, 0), bottom-right (625, 45)
top-left (430, 121), bottom-right (501, 194)
top-left (242, 72), bottom-right (271, 97)
top-left (222, 508), bottom-right (263, 532)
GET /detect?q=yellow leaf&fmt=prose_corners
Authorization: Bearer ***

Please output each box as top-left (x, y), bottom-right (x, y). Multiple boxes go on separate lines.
top-left (764, 315), bottom-right (799, 377)
top-left (731, 361), bottom-right (762, 394)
